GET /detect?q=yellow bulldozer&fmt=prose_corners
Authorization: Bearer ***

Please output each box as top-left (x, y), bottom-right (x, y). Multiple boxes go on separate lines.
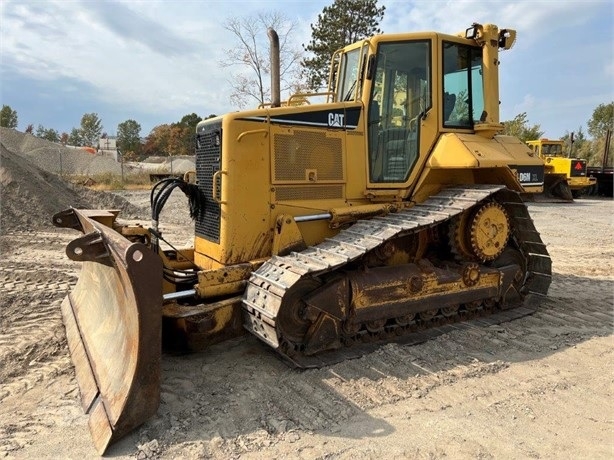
top-left (525, 138), bottom-right (596, 200)
top-left (53, 23), bottom-right (551, 453)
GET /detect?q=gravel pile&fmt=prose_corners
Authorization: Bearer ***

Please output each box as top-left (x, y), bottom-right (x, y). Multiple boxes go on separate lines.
top-left (0, 128), bottom-right (196, 177)
top-left (0, 127), bottom-right (130, 176)
top-left (0, 142), bottom-right (146, 234)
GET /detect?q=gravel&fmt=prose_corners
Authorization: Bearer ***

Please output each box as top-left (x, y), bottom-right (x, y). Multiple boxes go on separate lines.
top-left (0, 127), bottom-right (195, 177)
top-left (0, 134), bottom-right (146, 234)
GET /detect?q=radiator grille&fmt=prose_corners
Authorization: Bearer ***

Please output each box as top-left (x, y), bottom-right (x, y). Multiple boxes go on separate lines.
top-left (275, 185), bottom-right (343, 201)
top-left (273, 131), bottom-right (343, 182)
top-left (195, 122), bottom-right (222, 242)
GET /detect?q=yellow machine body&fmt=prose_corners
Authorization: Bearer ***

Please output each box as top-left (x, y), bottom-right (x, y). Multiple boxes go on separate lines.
top-left (526, 138), bottom-right (596, 199)
top-left (193, 27), bottom-right (542, 270)
top-left (54, 23), bottom-right (551, 454)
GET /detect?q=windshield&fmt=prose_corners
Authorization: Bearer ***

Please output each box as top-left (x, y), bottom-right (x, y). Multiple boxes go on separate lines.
top-left (442, 42), bottom-right (483, 128)
top-left (542, 143), bottom-right (564, 156)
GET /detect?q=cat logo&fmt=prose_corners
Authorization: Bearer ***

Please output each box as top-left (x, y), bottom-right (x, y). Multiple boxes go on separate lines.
top-left (328, 112), bottom-right (345, 127)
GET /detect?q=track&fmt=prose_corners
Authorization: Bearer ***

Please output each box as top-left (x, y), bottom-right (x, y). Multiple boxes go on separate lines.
top-left (242, 185), bottom-right (552, 367)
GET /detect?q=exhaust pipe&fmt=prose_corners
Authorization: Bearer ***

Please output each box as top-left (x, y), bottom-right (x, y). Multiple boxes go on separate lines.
top-left (268, 28), bottom-right (280, 108)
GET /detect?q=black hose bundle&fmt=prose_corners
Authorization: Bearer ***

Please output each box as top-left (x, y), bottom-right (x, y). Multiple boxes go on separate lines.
top-left (150, 177), bottom-right (206, 224)
top-left (149, 177), bottom-right (206, 267)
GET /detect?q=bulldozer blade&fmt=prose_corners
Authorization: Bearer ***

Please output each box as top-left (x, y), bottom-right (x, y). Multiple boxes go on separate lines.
top-left (53, 209), bottom-right (163, 454)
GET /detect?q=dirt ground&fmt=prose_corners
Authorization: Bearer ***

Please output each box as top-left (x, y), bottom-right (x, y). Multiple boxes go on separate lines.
top-left (0, 193), bottom-right (613, 459)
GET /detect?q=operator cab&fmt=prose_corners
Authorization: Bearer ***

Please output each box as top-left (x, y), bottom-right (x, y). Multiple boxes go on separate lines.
top-left (527, 140), bottom-right (565, 158)
top-left (331, 25), bottom-right (507, 190)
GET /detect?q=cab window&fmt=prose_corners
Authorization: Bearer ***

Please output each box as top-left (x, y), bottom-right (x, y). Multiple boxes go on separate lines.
top-left (337, 48), bottom-right (361, 102)
top-left (368, 40), bottom-right (430, 183)
top-left (442, 42), bottom-right (483, 127)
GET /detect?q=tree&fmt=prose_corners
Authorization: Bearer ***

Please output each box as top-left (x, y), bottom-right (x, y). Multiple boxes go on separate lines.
top-left (0, 105), bottom-right (18, 128)
top-left (142, 124), bottom-right (172, 157)
top-left (117, 119), bottom-right (142, 158)
top-left (142, 114), bottom-right (204, 158)
top-left (25, 124), bottom-right (33, 134)
top-left (586, 102), bottom-right (614, 167)
top-left (178, 113), bottom-right (202, 128)
top-left (587, 102), bottom-right (613, 139)
top-left (559, 126), bottom-right (590, 159)
top-left (60, 132), bottom-right (69, 145)
top-left (174, 113), bottom-right (202, 155)
top-left (221, 12), bottom-right (303, 108)
top-left (34, 124), bottom-right (60, 142)
top-left (302, 0), bottom-right (385, 90)
top-left (79, 113), bottom-right (103, 147)
top-left (68, 127), bottom-right (84, 146)
top-left (502, 112), bottom-right (544, 142)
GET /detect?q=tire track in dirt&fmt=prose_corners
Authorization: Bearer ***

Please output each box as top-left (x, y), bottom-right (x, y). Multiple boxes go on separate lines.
top-left (142, 267), bottom-right (613, 459)
top-left (1, 197), bottom-right (612, 459)
top-left (0, 262), bottom-right (76, 402)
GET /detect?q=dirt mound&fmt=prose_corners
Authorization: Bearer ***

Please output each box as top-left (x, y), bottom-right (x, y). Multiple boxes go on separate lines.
top-left (0, 143), bottom-right (145, 234)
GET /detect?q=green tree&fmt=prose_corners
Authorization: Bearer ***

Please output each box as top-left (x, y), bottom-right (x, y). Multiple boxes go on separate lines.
top-left (586, 102), bottom-right (614, 167)
top-left (117, 119), bottom-right (142, 157)
top-left (79, 113), bottom-right (103, 147)
top-left (587, 102), bottom-right (613, 139)
top-left (560, 126), bottom-right (589, 159)
top-left (0, 105), bottom-right (18, 128)
top-left (302, 0), bottom-right (385, 90)
top-left (178, 113), bottom-right (202, 128)
top-left (174, 113), bottom-right (202, 155)
top-left (34, 124), bottom-right (60, 142)
top-left (502, 112), bottom-right (544, 142)
top-left (67, 127), bottom-right (84, 146)
top-left (221, 12), bottom-right (302, 108)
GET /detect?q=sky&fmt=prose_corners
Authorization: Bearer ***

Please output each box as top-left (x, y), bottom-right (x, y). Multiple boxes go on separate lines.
top-left (1, 0), bottom-right (612, 139)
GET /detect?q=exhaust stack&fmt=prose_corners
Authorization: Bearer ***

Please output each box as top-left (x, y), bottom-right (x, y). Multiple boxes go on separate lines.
top-left (268, 28), bottom-right (280, 108)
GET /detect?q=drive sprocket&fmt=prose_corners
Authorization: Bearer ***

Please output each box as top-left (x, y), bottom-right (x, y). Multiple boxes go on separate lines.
top-left (469, 201), bottom-right (510, 261)
top-left (449, 201), bottom-right (510, 262)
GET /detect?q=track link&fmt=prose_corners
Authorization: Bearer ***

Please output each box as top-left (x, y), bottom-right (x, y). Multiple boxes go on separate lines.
top-left (242, 185), bottom-right (551, 368)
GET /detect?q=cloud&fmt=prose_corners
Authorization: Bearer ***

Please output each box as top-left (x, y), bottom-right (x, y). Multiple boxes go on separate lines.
top-left (513, 94), bottom-right (537, 114)
top-left (1, 0), bottom-right (611, 138)
top-left (1, 0), bottom-right (232, 120)
top-left (77, 0), bottom-right (198, 58)
top-left (381, 0), bottom-right (604, 45)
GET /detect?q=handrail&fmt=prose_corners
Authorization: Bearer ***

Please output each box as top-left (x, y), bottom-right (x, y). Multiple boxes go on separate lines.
top-left (237, 129), bottom-right (268, 142)
top-left (212, 170), bottom-right (227, 204)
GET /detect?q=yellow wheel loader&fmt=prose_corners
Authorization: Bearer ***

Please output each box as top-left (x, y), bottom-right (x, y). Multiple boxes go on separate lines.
top-left (525, 138), bottom-right (596, 201)
top-left (53, 23), bottom-right (551, 453)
